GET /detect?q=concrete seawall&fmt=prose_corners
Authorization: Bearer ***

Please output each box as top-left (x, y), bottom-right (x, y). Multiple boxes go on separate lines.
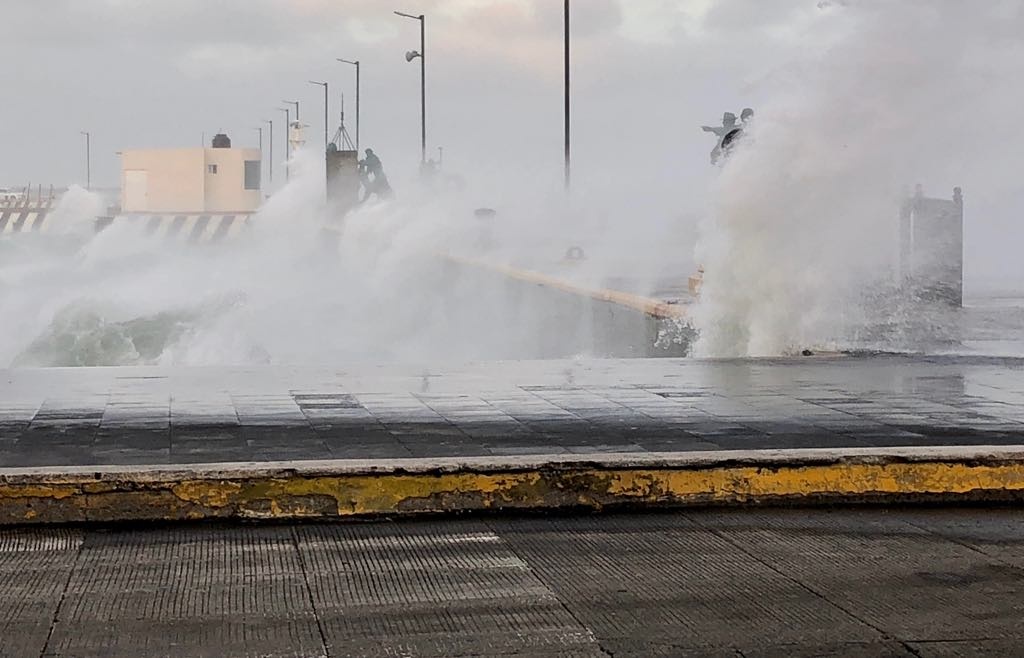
top-left (440, 254), bottom-right (692, 358)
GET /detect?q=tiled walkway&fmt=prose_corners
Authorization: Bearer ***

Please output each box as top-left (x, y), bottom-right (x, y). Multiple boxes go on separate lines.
top-left (2, 355), bottom-right (1023, 467)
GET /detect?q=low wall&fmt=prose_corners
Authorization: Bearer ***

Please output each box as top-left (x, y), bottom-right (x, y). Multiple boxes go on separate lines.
top-left (440, 254), bottom-right (692, 358)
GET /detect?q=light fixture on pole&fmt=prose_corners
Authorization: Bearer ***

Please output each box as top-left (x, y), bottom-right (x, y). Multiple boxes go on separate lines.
top-left (336, 58), bottom-right (360, 153)
top-left (308, 80), bottom-right (329, 153)
top-left (263, 119), bottom-right (274, 184)
top-left (80, 131), bottom-right (91, 190)
top-left (563, 0), bottom-right (570, 191)
top-left (278, 107), bottom-right (291, 181)
top-left (307, 79), bottom-right (327, 193)
top-left (283, 99), bottom-right (299, 122)
top-left (254, 126), bottom-right (264, 190)
top-left (394, 10), bottom-right (426, 165)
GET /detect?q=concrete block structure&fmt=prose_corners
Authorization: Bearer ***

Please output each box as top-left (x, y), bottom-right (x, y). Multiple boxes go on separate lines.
top-left (326, 145), bottom-right (360, 214)
top-left (120, 135), bottom-right (261, 214)
top-left (900, 186), bottom-right (964, 306)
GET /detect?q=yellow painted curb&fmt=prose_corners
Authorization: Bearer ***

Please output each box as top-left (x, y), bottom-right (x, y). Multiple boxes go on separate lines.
top-left (2, 449), bottom-right (1023, 525)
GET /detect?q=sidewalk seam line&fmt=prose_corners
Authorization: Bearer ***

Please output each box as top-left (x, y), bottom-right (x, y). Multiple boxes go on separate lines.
top-left (291, 526), bottom-right (332, 658)
top-left (484, 519), bottom-right (614, 658)
top-left (410, 394), bottom-right (477, 442)
top-left (38, 532), bottom-right (84, 658)
top-left (686, 512), bottom-right (898, 645)
top-left (901, 516), bottom-right (1014, 564)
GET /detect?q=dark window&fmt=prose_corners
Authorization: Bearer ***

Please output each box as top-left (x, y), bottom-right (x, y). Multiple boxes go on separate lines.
top-left (244, 160), bottom-right (261, 190)
top-left (207, 164), bottom-right (218, 174)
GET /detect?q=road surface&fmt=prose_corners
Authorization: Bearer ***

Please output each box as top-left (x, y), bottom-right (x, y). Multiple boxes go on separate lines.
top-left (2, 508), bottom-right (1023, 657)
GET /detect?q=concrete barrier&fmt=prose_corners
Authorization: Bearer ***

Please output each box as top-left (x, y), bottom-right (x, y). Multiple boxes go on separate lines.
top-left (101, 213), bottom-right (251, 242)
top-left (2, 447), bottom-right (1023, 525)
top-left (441, 254), bottom-right (693, 358)
top-left (0, 202), bottom-right (54, 234)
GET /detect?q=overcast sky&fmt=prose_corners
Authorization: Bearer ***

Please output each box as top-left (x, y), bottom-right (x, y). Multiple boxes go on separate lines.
top-left (0, 0), bottom-right (830, 192)
top-left (2, 0), bottom-right (1021, 288)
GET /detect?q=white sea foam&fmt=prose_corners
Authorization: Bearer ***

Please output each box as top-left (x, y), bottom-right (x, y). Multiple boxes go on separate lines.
top-left (692, 0), bottom-right (1024, 357)
top-left (0, 149), bottom-right (693, 366)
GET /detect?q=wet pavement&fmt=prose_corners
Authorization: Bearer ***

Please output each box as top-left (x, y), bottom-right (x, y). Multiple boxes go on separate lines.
top-left (3, 507), bottom-right (1024, 657)
top-left (2, 354), bottom-right (1024, 468)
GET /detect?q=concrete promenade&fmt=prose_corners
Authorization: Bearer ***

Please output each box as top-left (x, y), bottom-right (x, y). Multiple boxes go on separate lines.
top-left (3, 354), bottom-right (1024, 467)
top-left (2, 354), bottom-right (1024, 522)
top-left (3, 508), bottom-right (1024, 657)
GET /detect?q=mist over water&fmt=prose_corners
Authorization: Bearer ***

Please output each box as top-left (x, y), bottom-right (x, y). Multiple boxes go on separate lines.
top-left (1, 152), bottom-right (441, 366)
top-left (693, 0), bottom-right (1024, 357)
top-left (3, 2), bottom-right (1023, 367)
top-left (0, 150), bottom-right (693, 367)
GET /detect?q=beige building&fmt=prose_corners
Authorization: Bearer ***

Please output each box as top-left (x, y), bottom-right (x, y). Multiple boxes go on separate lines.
top-left (120, 135), bottom-right (261, 213)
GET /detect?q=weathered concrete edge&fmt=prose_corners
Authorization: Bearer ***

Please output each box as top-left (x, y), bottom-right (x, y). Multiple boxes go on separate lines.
top-left (5, 446), bottom-right (1024, 481)
top-left (2, 445), bottom-right (1024, 525)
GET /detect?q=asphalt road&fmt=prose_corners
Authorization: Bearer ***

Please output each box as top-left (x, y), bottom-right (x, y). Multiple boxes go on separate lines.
top-left (3, 507), bottom-right (1024, 657)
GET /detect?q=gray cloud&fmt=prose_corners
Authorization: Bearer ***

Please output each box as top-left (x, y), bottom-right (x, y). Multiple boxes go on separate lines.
top-left (2, 0), bottom-right (1019, 287)
top-left (2, 0), bottom-right (810, 187)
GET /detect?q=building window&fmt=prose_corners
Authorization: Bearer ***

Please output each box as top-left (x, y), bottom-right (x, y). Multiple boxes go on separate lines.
top-left (244, 160), bottom-right (261, 190)
top-left (207, 164), bottom-right (218, 174)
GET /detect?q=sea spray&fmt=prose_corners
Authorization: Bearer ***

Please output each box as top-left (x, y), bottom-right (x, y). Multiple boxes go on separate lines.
top-left (692, 0), bottom-right (1024, 357)
top-left (2, 147), bottom-right (689, 366)
top-left (45, 184), bottom-right (106, 236)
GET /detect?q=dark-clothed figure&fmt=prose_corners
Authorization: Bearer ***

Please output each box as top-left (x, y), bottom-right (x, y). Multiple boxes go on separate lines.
top-left (361, 149), bottom-right (382, 176)
top-left (358, 148), bottom-right (392, 202)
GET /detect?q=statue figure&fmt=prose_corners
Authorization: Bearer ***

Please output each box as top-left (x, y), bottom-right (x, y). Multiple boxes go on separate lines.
top-left (701, 109), bottom-right (752, 164)
top-left (358, 148), bottom-right (393, 202)
top-left (701, 112), bottom-right (738, 139)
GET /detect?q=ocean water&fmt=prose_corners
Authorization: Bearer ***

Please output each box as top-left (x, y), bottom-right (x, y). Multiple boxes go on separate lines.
top-left (3, 207), bottom-right (1020, 367)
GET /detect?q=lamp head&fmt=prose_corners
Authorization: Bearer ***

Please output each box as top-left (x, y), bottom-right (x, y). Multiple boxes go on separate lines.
top-left (405, 50), bottom-right (421, 62)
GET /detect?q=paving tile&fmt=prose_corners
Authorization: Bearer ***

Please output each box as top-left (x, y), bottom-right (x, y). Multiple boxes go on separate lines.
top-left (1, 355), bottom-right (1023, 467)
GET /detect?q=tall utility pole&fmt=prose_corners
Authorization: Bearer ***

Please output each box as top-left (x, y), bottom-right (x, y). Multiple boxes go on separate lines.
top-left (283, 99), bottom-right (299, 122)
top-left (564, 0), bottom-right (571, 190)
top-left (80, 131), bottom-right (91, 190)
top-left (263, 119), bottom-right (274, 184)
top-left (307, 78), bottom-right (327, 194)
top-left (254, 126), bottom-right (264, 189)
top-left (278, 107), bottom-right (290, 181)
top-left (309, 81), bottom-right (329, 152)
top-left (395, 11), bottom-right (426, 164)
top-left (337, 58), bottom-right (360, 152)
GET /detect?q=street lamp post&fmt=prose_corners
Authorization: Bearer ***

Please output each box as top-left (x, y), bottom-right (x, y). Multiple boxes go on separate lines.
top-left (395, 10), bottom-right (426, 164)
top-left (564, 0), bottom-right (570, 190)
top-left (263, 119), bottom-right (274, 185)
top-left (254, 126), bottom-right (264, 189)
top-left (283, 100), bottom-right (301, 182)
top-left (309, 81), bottom-right (329, 153)
top-left (283, 100), bottom-right (299, 122)
top-left (307, 79), bottom-right (327, 193)
top-left (80, 131), bottom-right (91, 190)
top-left (278, 107), bottom-right (291, 181)
top-left (336, 58), bottom-right (360, 152)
